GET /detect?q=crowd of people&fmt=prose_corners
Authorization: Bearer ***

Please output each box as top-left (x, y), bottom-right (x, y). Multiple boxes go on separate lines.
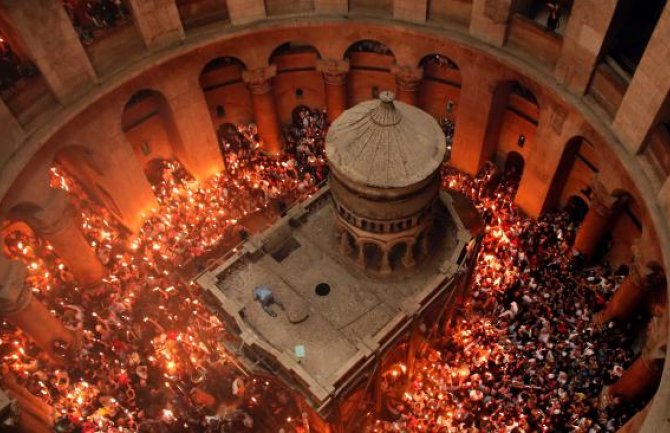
top-left (370, 162), bottom-right (644, 432)
top-left (0, 110), bottom-right (327, 433)
top-left (0, 103), bottom-right (649, 433)
top-left (61, 0), bottom-right (131, 45)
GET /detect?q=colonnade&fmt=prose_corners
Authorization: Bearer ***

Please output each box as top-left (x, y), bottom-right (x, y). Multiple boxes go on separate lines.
top-left (339, 229), bottom-right (429, 275)
top-left (560, 179), bottom-right (670, 414)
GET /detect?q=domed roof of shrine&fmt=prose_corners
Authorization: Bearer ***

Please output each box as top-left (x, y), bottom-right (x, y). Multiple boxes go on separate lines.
top-left (325, 91), bottom-right (446, 189)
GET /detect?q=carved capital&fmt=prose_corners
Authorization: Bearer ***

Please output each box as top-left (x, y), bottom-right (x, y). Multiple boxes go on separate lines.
top-left (30, 191), bottom-right (76, 236)
top-left (588, 178), bottom-right (628, 218)
top-left (317, 58), bottom-right (349, 85)
top-left (641, 310), bottom-right (668, 369)
top-left (243, 66), bottom-right (277, 94)
top-left (391, 65), bottom-right (423, 92)
top-left (0, 256), bottom-right (31, 315)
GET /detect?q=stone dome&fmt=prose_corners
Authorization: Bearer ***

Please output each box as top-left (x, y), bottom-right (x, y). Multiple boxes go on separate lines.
top-left (325, 91), bottom-right (446, 189)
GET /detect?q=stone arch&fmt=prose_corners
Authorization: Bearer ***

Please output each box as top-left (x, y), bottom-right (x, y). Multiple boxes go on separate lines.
top-left (413, 229), bottom-right (430, 260)
top-left (418, 53), bottom-right (462, 122)
top-left (543, 136), bottom-right (600, 212)
top-left (483, 80), bottom-right (540, 167)
top-left (503, 151), bottom-right (525, 183)
top-left (53, 145), bottom-right (124, 220)
top-left (269, 41), bottom-right (322, 64)
top-left (216, 122), bottom-right (242, 163)
top-left (268, 42), bottom-right (324, 124)
top-left (199, 57), bottom-right (253, 128)
top-left (122, 88), bottom-right (191, 183)
top-left (565, 194), bottom-right (589, 224)
top-left (388, 240), bottom-right (408, 271)
top-left (602, 188), bottom-right (642, 268)
top-left (362, 241), bottom-right (383, 271)
top-left (344, 39), bottom-right (396, 106)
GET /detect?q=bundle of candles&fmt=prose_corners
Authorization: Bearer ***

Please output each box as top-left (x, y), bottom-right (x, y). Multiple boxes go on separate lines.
top-left (0, 109), bottom-right (328, 433)
top-left (369, 164), bottom-right (642, 432)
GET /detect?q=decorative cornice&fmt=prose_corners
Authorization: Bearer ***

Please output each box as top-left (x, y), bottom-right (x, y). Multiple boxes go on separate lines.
top-left (317, 58), bottom-right (349, 85)
top-left (391, 65), bottom-right (423, 91)
top-left (242, 65), bottom-right (277, 94)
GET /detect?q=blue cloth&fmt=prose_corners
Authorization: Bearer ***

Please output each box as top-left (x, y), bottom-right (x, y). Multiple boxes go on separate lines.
top-left (253, 285), bottom-right (273, 304)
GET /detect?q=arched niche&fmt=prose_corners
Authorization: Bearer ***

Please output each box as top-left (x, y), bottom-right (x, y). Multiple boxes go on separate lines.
top-left (484, 80), bottom-right (540, 168)
top-left (503, 151), bottom-right (525, 184)
top-left (269, 42), bottom-right (324, 125)
top-left (52, 145), bottom-right (123, 221)
top-left (544, 136), bottom-right (600, 212)
top-left (344, 39), bottom-right (396, 105)
top-left (418, 53), bottom-right (461, 123)
top-left (122, 89), bottom-right (191, 183)
top-left (199, 56), bottom-right (252, 128)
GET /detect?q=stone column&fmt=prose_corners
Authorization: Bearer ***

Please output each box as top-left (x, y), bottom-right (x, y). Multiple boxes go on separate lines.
top-left (165, 76), bottom-right (225, 181)
top-left (392, 66), bottom-right (423, 107)
top-left (126, 0), bottom-right (185, 50)
top-left (515, 103), bottom-right (581, 218)
top-left (380, 248), bottom-right (392, 274)
top-left (449, 71), bottom-right (499, 175)
top-left (595, 265), bottom-right (665, 326)
top-left (243, 66), bottom-right (283, 156)
top-left (605, 356), bottom-right (662, 404)
top-left (615, 402), bottom-right (652, 433)
top-left (0, 0), bottom-right (97, 103)
top-left (317, 59), bottom-right (349, 124)
top-left (420, 233), bottom-right (430, 258)
top-left (604, 311), bottom-right (667, 403)
top-left (402, 241), bottom-right (416, 268)
top-left (469, 0), bottom-right (515, 46)
top-left (573, 182), bottom-right (627, 260)
top-left (0, 256), bottom-right (77, 361)
top-left (612, 3), bottom-right (670, 153)
top-left (356, 242), bottom-right (366, 269)
top-left (406, 322), bottom-right (422, 380)
top-left (339, 230), bottom-right (352, 256)
top-left (554, 0), bottom-right (619, 94)
top-left (22, 191), bottom-right (105, 287)
top-left (393, 0), bottom-right (427, 23)
top-left (227, 0), bottom-right (266, 25)
top-left (1, 369), bottom-right (55, 433)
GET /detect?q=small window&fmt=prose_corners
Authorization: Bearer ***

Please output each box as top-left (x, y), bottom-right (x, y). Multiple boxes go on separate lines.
top-left (372, 86), bottom-right (379, 98)
top-left (517, 135), bottom-right (526, 148)
top-left (295, 88), bottom-right (304, 99)
top-left (446, 100), bottom-right (455, 113)
top-left (216, 105), bottom-right (225, 117)
top-left (140, 141), bottom-right (151, 155)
